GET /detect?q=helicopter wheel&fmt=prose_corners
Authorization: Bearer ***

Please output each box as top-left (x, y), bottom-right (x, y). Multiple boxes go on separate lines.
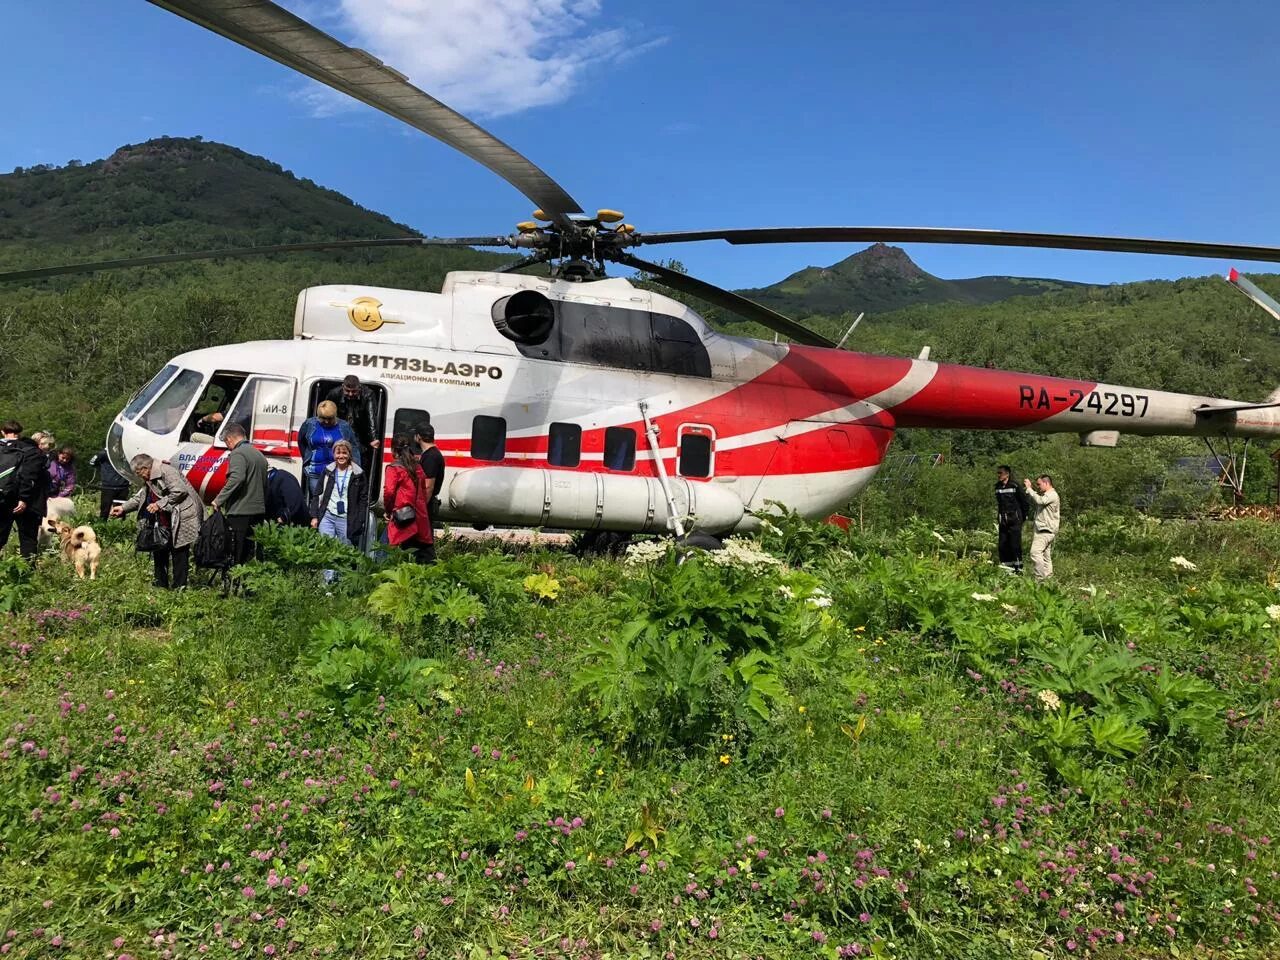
top-left (573, 529), bottom-right (632, 558)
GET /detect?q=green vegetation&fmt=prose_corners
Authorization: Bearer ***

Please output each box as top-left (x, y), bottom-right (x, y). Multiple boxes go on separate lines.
top-left (2, 506), bottom-right (1280, 957)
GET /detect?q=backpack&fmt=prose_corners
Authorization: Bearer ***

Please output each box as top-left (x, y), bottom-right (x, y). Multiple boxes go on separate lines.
top-left (0, 443), bottom-right (23, 500)
top-left (193, 509), bottom-right (232, 569)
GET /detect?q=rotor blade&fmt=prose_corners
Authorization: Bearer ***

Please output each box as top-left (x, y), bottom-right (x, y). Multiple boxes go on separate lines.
top-left (634, 226), bottom-right (1280, 263)
top-left (147, 0), bottom-right (583, 223)
top-left (614, 253), bottom-right (836, 348)
top-left (496, 253), bottom-right (550, 274)
top-left (0, 236), bottom-right (509, 283)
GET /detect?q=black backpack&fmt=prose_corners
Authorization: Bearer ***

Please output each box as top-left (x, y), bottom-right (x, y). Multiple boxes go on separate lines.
top-left (193, 510), bottom-right (232, 569)
top-left (0, 443), bottom-right (23, 500)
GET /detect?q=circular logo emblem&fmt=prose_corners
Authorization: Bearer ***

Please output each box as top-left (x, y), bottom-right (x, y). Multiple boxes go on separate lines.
top-left (347, 296), bottom-right (385, 332)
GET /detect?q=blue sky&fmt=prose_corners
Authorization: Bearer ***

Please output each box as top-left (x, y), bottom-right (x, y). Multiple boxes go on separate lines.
top-left (4, 0), bottom-right (1279, 291)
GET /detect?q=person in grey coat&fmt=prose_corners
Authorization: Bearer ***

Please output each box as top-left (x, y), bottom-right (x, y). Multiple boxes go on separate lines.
top-left (111, 453), bottom-right (205, 589)
top-left (212, 422), bottom-right (269, 566)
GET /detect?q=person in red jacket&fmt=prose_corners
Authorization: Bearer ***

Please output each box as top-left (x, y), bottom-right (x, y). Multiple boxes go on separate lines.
top-left (383, 434), bottom-right (434, 563)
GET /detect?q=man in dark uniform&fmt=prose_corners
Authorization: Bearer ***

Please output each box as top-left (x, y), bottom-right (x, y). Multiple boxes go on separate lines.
top-left (265, 466), bottom-right (310, 526)
top-left (994, 464), bottom-right (1030, 573)
top-left (414, 422), bottom-right (445, 521)
top-left (325, 376), bottom-right (379, 461)
top-left (88, 448), bottom-right (131, 520)
top-left (0, 421), bottom-right (49, 563)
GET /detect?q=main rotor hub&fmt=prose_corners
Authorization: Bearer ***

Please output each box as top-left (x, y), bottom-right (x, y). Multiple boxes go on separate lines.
top-left (509, 209), bottom-right (638, 261)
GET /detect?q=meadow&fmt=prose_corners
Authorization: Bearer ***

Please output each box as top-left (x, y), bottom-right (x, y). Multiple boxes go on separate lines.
top-left (1, 501), bottom-right (1279, 960)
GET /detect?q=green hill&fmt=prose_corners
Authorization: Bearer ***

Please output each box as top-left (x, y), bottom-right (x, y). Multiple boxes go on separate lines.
top-left (741, 242), bottom-right (1084, 317)
top-left (0, 137), bottom-right (511, 444)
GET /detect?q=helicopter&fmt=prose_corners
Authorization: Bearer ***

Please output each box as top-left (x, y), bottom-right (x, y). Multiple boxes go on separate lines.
top-left (8, 0), bottom-right (1280, 539)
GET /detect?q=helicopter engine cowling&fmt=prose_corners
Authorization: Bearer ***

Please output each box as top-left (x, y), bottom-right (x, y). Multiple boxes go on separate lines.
top-left (447, 466), bottom-right (745, 535)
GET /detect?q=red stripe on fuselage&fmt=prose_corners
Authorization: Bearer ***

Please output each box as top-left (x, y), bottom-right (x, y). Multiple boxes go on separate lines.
top-left (883, 363), bottom-right (1097, 429)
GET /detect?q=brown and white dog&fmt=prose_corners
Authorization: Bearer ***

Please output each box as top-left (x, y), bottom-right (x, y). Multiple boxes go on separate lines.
top-left (55, 521), bottom-right (101, 580)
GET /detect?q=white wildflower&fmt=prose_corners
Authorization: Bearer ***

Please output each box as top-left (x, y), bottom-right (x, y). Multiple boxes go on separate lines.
top-left (703, 537), bottom-right (781, 569)
top-left (778, 584), bottom-right (795, 599)
top-left (1080, 585), bottom-right (1098, 598)
top-left (971, 592), bottom-right (997, 602)
top-left (808, 594), bottom-right (833, 609)
top-left (1170, 555), bottom-right (1197, 571)
top-left (931, 531), bottom-right (946, 543)
top-left (623, 539), bottom-right (669, 565)
top-left (1001, 603), bottom-right (1018, 615)
top-left (1266, 604), bottom-right (1280, 621)
top-left (1037, 689), bottom-right (1062, 712)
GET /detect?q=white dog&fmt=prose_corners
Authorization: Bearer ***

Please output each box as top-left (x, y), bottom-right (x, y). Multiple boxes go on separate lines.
top-left (38, 497), bottom-right (77, 552)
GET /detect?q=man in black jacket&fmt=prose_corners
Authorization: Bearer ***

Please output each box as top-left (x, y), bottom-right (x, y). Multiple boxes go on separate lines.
top-left (266, 467), bottom-right (310, 526)
top-left (994, 464), bottom-right (1030, 573)
top-left (0, 421), bottom-right (49, 562)
top-left (89, 448), bottom-right (131, 520)
top-left (325, 376), bottom-right (379, 460)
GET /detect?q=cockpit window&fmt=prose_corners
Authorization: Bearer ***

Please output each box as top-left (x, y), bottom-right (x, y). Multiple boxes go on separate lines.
top-left (123, 364), bottom-right (178, 420)
top-left (137, 368), bottom-right (205, 436)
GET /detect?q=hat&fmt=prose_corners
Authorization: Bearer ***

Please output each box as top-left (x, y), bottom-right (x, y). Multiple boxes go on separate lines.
top-left (317, 400), bottom-right (338, 419)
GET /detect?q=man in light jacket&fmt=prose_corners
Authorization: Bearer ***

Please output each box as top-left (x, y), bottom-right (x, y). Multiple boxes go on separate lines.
top-left (1023, 474), bottom-right (1061, 583)
top-left (213, 423), bottom-right (268, 565)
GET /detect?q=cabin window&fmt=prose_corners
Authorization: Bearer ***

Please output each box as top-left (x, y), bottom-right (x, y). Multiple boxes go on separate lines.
top-left (182, 372), bottom-right (248, 442)
top-left (137, 368), bottom-right (205, 436)
top-left (472, 415), bottom-right (507, 462)
top-left (677, 425), bottom-right (714, 478)
top-left (125, 364), bottom-right (178, 420)
top-left (393, 408), bottom-right (432, 439)
top-left (547, 422), bottom-right (582, 467)
top-left (603, 426), bottom-right (637, 471)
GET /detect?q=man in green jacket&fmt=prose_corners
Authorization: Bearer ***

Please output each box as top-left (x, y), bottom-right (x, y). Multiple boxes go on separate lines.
top-left (213, 423), bottom-right (268, 565)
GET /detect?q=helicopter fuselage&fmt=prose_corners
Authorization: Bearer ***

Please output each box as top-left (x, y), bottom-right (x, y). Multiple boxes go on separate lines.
top-left (106, 271), bottom-right (1280, 535)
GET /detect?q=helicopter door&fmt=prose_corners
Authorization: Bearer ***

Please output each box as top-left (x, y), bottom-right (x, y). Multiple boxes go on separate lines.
top-left (216, 375), bottom-right (299, 459)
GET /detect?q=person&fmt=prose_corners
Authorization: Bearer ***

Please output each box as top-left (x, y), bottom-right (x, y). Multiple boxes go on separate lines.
top-left (266, 466), bottom-right (310, 526)
top-left (326, 376), bottom-right (379, 460)
top-left (1024, 474), bottom-right (1061, 583)
top-left (0, 421), bottom-right (48, 563)
top-left (298, 400), bottom-right (360, 505)
top-left (311, 440), bottom-right (369, 580)
top-left (414, 422), bottom-right (445, 521)
top-left (88, 449), bottom-right (131, 520)
top-left (383, 434), bottom-right (433, 563)
top-left (213, 422), bottom-right (269, 566)
top-left (994, 464), bottom-right (1030, 573)
top-left (112, 454), bottom-right (205, 589)
top-left (48, 446), bottom-right (77, 498)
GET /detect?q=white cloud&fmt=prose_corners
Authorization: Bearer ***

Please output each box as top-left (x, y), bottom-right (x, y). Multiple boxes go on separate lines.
top-left (285, 0), bottom-right (651, 119)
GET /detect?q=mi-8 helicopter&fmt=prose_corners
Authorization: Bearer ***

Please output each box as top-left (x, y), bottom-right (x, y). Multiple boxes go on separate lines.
top-left (7, 0), bottom-right (1280, 537)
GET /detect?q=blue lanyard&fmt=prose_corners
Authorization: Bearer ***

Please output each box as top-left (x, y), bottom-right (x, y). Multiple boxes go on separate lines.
top-left (334, 469), bottom-right (349, 498)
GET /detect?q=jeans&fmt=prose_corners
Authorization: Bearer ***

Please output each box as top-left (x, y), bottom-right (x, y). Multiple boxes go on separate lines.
top-left (306, 473), bottom-right (324, 508)
top-left (317, 511), bottom-right (347, 582)
top-left (153, 545), bottom-right (190, 589)
top-left (227, 514), bottom-right (265, 566)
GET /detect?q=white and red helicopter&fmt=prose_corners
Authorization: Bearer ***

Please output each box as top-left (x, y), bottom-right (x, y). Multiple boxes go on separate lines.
top-left (9, 0), bottom-right (1280, 539)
